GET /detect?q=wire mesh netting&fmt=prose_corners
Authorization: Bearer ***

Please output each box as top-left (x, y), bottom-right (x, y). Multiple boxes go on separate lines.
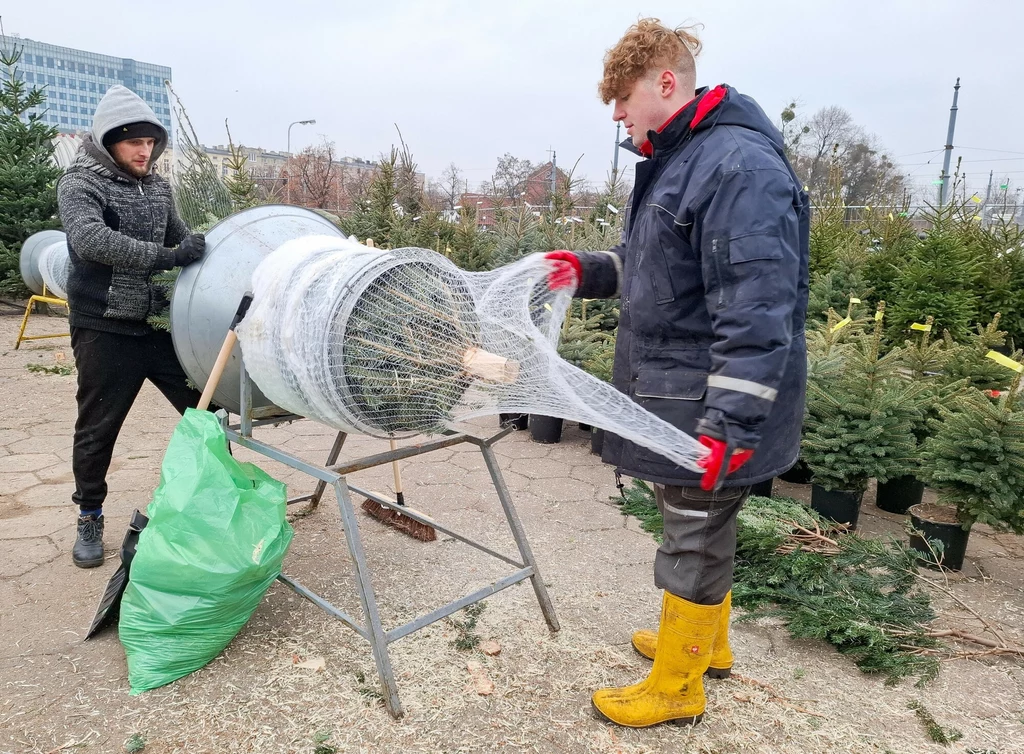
top-left (39, 241), bottom-right (71, 300)
top-left (237, 235), bottom-right (708, 471)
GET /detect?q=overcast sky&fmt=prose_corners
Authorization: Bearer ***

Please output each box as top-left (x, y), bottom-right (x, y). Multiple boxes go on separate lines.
top-left (7, 0), bottom-right (1023, 199)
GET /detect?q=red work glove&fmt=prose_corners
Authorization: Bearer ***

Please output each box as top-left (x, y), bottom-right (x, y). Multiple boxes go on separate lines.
top-left (697, 435), bottom-right (754, 492)
top-left (544, 250), bottom-right (582, 291)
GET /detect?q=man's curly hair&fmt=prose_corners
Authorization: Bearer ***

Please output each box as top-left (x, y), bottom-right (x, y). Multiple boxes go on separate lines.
top-left (599, 18), bottom-right (702, 104)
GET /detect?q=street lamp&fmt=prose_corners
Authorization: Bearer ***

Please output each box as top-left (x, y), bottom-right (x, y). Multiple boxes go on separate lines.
top-left (287, 119), bottom-right (316, 154)
top-left (286, 119), bottom-right (316, 205)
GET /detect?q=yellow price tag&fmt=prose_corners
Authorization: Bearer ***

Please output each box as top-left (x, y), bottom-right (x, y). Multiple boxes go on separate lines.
top-left (972, 195), bottom-right (982, 203)
top-left (849, 297), bottom-right (861, 304)
top-left (875, 310), bottom-right (884, 321)
top-left (831, 317), bottom-right (852, 333)
top-left (888, 212), bottom-right (894, 221)
top-left (910, 323), bottom-right (932, 332)
top-left (986, 351), bottom-right (1024, 373)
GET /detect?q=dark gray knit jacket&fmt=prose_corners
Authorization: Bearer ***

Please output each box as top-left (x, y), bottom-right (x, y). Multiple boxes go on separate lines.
top-left (57, 85), bottom-right (187, 336)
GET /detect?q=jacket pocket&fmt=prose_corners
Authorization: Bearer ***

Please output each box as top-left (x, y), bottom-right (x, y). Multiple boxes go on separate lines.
top-left (723, 232), bottom-right (784, 302)
top-left (634, 369), bottom-right (708, 401)
top-left (728, 232), bottom-right (783, 263)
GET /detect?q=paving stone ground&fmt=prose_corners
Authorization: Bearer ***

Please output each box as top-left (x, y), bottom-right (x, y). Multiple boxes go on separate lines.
top-left (1, 310), bottom-right (1022, 754)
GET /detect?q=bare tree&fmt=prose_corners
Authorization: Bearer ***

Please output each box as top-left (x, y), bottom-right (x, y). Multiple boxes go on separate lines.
top-left (490, 153), bottom-right (535, 204)
top-left (296, 138), bottom-right (337, 209)
top-left (438, 162), bottom-right (463, 211)
top-left (784, 104), bottom-right (905, 207)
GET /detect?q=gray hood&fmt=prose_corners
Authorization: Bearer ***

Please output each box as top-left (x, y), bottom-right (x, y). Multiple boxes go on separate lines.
top-left (89, 85), bottom-right (167, 166)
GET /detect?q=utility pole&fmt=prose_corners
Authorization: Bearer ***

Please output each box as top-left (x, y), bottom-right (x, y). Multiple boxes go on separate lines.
top-left (612, 122), bottom-right (621, 182)
top-left (938, 77), bottom-right (960, 206)
top-left (548, 149), bottom-right (557, 212)
top-left (982, 170), bottom-right (994, 227)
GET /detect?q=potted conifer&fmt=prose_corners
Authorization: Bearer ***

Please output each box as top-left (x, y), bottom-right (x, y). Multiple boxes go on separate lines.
top-left (915, 368), bottom-right (1024, 571)
top-left (801, 306), bottom-right (925, 528)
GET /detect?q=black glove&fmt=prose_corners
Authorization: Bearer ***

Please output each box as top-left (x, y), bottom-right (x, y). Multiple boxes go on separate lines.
top-left (173, 234), bottom-right (205, 267)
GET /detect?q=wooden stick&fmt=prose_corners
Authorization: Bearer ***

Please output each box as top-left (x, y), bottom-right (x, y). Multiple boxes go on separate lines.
top-left (389, 438), bottom-right (404, 504)
top-left (199, 330), bottom-right (237, 411)
top-left (462, 346), bottom-right (519, 384)
top-left (198, 293), bottom-right (253, 411)
top-left (915, 572), bottom-right (1012, 649)
top-left (731, 673), bottom-right (826, 718)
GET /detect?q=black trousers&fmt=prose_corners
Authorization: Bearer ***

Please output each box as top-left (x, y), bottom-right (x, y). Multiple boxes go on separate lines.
top-left (70, 326), bottom-right (201, 511)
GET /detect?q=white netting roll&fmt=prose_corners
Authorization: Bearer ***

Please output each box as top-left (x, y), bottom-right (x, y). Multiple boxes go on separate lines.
top-left (237, 235), bottom-right (708, 471)
top-left (39, 241), bottom-right (71, 300)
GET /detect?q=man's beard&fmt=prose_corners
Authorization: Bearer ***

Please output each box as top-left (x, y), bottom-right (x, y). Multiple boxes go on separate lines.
top-left (117, 158), bottom-right (150, 178)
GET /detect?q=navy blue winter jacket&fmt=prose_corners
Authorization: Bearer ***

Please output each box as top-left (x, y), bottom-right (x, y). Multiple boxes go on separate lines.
top-left (575, 85), bottom-right (810, 487)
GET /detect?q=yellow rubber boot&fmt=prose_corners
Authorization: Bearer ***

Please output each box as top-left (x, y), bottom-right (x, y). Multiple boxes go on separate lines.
top-left (592, 592), bottom-right (722, 727)
top-left (631, 591), bottom-right (733, 679)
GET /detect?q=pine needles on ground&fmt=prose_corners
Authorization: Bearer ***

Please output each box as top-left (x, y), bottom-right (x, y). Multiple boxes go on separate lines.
top-left (613, 479), bottom-right (940, 684)
top-left (907, 700), bottom-right (963, 745)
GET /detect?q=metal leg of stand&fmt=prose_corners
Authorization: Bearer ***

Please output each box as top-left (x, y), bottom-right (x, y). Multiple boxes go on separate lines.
top-left (478, 443), bottom-right (560, 633)
top-left (287, 432), bottom-right (348, 515)
top-left (311, 432), bottom-right (347, 510)
top-left (332, 477), bottom-right (404, 717)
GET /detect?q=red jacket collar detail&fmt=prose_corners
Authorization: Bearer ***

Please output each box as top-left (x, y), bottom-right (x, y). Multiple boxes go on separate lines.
top-left (637, 85), bottom-right (728, 158)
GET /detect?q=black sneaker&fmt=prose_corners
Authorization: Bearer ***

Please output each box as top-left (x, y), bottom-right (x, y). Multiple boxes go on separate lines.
top-left (73, 514), bottom-right (105, 568)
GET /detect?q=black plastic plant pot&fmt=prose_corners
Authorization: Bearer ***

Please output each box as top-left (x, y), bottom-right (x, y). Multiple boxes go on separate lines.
top-left (810, 484), bottom-right (864, 529)
top-left (499, 413), bottom-right (529, 431)
top-left (908, 503), bottom-right (971, 572)
top-left (529, 415), bottom-right (563, 444)
top-left (590, 427), bottom-right (605, 456)
top-left (779, 458), bottom-right (814, 485)
top-left (875, 475), bottom-right (925, 515)
top-left (749, 478), bottom-right (774, 499)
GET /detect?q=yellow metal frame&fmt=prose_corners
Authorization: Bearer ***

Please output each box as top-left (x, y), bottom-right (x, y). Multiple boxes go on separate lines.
top-left (14, 286), bottom-right (70, 350)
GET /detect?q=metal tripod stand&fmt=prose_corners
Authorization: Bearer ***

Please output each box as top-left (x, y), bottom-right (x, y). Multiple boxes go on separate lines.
top-left (219, 362), bottom-right (560, 718)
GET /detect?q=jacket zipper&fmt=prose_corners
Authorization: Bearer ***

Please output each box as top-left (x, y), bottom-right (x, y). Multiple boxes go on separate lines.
top-left (711, 238), bottom-right (725, 308)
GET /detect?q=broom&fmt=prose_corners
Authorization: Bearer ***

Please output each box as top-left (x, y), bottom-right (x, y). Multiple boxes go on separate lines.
top-left (361, 438), bottom-right (437, 542)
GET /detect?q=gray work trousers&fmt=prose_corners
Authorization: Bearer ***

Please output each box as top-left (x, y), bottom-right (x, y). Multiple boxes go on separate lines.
top-left (653, 483), bottom-right (751, 605)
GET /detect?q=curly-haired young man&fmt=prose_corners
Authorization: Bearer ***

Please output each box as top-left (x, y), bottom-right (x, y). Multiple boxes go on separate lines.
top-left (546, 19), bottom-right (809, 727)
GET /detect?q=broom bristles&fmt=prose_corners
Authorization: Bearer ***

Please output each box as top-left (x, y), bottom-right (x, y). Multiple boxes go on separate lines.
top-left (361, 498), bottom-right (437, 542)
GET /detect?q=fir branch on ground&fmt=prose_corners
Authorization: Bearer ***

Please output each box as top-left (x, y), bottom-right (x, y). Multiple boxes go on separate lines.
top-left (613, 479), bottom-right (940, 684)
top-left (26, 362), bottom-right (74, 376)
top-left (907, 699), bottom-right (963, 745)
top-left (448, 602), bottom-right (486, 651)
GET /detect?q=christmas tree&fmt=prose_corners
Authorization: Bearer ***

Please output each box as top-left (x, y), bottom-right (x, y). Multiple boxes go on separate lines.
top-left (940, 314), bottom-right (1014, 392)
top-left (801, 305), bottom-right (927, 492)
top-left (885, 199), bottom-right (982, 343)
top-left (0, 39), bottom-right (61, 297)
top-left (806, 243), bottom-right (872, 325)
top-left (807, 153), bottom-right (861, 276)
top-left (921, 368), bottom-right (1024, 533)
top-left (165, 82), bottom-right (232, 230)
top-left (445, 206), bottom-right (495, 272)
top-left (340, 147), bottom-right (456, 256)
top-left (223, 120), bottom-right (260, 211)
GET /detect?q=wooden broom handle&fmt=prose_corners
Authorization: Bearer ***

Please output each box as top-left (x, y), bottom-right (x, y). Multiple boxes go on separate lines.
top-left (198, 293), bottom-right (253, 412)
top-left (389, 438), bottom-right (403, 495)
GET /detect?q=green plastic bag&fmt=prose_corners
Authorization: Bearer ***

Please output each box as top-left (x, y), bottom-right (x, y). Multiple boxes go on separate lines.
top-left (119, 409), bottom-right (293, 694)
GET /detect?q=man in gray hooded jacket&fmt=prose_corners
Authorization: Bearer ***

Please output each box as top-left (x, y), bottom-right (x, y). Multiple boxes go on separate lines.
top-left (57, 85), bottom-right (205, 568)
